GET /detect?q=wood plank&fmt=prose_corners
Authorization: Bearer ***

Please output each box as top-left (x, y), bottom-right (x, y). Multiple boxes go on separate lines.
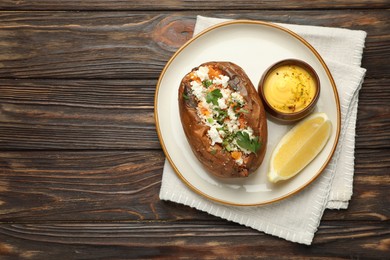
top-left (0, 79), bottom-right (159, 150)
top-left (0, 149), bottom-right (388, 222)
top-left (0, 78), bottom-right (388, 150)
top-left (0, 11), bottom-right (388, 79)
top-left (0, 0), bottom-right (389, 11)
top-left (0, 151), bottom-right (166, 222)
top-left (0, 221), bottom-right (388, 259)
top-left (355, 78), bottom-right (390, 149)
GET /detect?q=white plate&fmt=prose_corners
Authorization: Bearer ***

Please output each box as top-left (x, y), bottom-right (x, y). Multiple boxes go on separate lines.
top-left (155, 20), bottom-right (340, 206)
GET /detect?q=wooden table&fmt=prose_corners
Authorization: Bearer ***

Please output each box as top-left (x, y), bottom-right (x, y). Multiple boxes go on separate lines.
top-left (0, 1), bottom-right (389, 259)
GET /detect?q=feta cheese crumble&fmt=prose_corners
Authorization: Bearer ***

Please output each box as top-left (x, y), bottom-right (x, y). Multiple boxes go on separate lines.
top-left (207, 126), bottom-right (223, 145)
top-left (213, 75), bottom-right (230, 88)
top-left (190, 81), bottom-right (204, 100)
top-left (195, 66), bottom-right (209, 81)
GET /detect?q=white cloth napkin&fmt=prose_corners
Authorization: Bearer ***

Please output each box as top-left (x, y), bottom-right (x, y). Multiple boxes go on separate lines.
top-left (159, 15), bottom-right (366, 245)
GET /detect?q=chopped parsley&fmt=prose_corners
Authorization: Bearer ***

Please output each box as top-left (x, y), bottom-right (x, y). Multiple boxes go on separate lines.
top-left (222, 132), bottom-right (236, 152)
top-left (236, 131), bottom-right (261, 154)
top-left (206, 89), bottom-right (222, 105)
top-left (214, 107), bottom-right (227, 124)
top-left (239, 108), bottom-right (249, 114)
top-left (202, 79), bottom-right (213, 88)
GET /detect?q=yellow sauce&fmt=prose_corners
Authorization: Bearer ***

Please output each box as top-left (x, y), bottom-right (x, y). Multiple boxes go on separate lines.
top-left (263, 65), bottom-right (317, 113)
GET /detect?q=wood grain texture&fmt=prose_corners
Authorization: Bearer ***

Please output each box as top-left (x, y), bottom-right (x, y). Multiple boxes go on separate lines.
top-left (0, 80), bottom-right (159, 150)
top-left (0, 221), bottom-right (388, 259)
top-left (0, 78), bottom-right (389, 150)
top-left (0, 150), bottom-right (388, 222)
top-left (0, 0), bottom-right (389, 11)
top-left (0, 2), bottom-right (389, 258)
top-left (0, 11), bottom-right (388, 79)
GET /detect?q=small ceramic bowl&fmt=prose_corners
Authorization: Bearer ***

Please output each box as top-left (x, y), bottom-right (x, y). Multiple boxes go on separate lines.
top-left (258, 59), bottom-right (320, 122)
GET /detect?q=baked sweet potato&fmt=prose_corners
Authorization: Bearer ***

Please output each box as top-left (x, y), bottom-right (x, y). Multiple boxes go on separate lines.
top-left (179, 61), bottom-right (267, 178)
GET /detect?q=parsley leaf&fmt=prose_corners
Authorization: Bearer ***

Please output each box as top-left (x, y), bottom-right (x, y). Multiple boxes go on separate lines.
top-left (236, 131), bottom-right (261, 154)
top-left (202, 79), bottom-right (213, 88)
top-left (206, 89), bottom-right (222, 106)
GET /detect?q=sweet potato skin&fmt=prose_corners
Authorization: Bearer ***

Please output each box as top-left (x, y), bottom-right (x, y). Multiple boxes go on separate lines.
top-left (178, 62), bottom-right (267, 178)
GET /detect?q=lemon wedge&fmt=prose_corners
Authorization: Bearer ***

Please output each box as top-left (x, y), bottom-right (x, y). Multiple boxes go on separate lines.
top-left (268, 112), bottom-right (332, 183)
